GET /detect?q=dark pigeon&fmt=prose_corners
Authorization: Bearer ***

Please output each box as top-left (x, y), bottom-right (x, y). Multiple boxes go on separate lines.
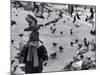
top-left (63, 21), bottom-right (65, 23)
top-left (11, 40), bottom-right (14, 44)
top-left (75, 39), bottom-right (78, 43)
top-left (50, 52), bottom-right (57, 59)
top-left (52, 28), bottom-right (56, 34)
top-left (18, 33), bottom-right (23, 38)
top-left (16, 14), bottom-right (18, 16)
top-left (53, 42), bottom-right (57, 47)
top-left (78, 44), bottom-right (82, 49)
top-left (60, 31), bottom-right (63, 35)
top-left (50, 27), bottom-right (53, 30)
top-left (70, 29), bottom-right (73, 35)
top-left (11, 20), bottom-right (16, 26)
top-left (59, 46), bottom-right (64, 52)
top-left (63, 61), bottom-right (74, 71)
top-left (68, 18), bottom-right (70, 21)
top-left (53, 24), bottom-right (56, 26)
top-left (90, 29), bottom-right (96, 36)
top-left (73, 16), bottom-right (76, 23)
top-left (70, 42), bottom-right (73, 47)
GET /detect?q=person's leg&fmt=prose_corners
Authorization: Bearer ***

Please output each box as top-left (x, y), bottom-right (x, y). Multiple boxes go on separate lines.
top-left (33, 66), bottom-right (43, 73)
top-left (25, 62), bottom-right (34, 74)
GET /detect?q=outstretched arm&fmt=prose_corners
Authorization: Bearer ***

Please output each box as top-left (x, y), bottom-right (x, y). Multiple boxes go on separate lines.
top-left (24, 25), bottom-right (40, 32)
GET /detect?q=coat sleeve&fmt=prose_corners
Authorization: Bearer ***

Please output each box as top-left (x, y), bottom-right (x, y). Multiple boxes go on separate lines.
top-left (39, 45), bottom-right (48, 62)
top-left (24, 26), bottom-right (40, 32)
top-left (20, 45), bottom-right (28, 63)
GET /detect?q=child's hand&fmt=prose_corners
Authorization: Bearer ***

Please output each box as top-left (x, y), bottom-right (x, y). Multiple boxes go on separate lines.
top-left (43, 60), bottom-right (48, 66)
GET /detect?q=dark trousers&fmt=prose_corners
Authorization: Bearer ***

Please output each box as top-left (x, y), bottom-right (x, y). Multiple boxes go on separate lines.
top-left (25, 62), bottom-right (43, 74)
